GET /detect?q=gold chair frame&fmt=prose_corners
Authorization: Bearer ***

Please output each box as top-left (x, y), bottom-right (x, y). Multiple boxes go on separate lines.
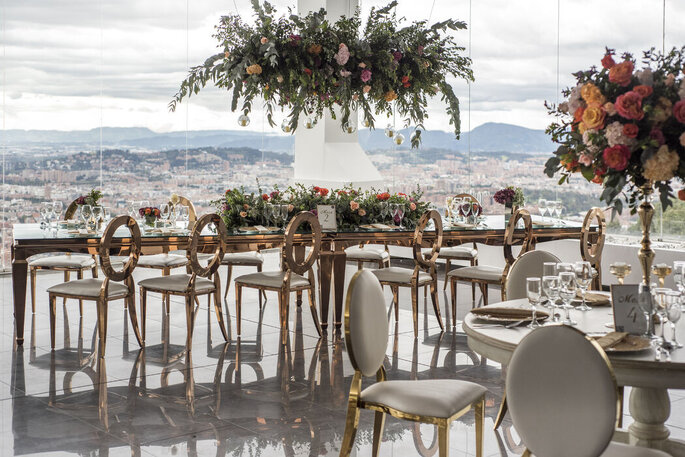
top-left (339, 270), bottom-right (485, 457)
top-left (139, 213), bottom-right (229, 349)
top-left (47, 215), bottom-right (144, 356)
top-left (449, 209), bottom-right (533, 320)
top-left (376, 210), bottom-right (445, 338)
top-left (235, 211), bottom-right (323, 344)
top-left (581, 207), bottom-right (606, 291)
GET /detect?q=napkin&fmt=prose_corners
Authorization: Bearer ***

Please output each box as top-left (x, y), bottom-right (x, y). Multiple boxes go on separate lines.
top-left (471, 307), bottom-right (550, 320)
top-left (595, 332), bottom-right (628, 349)
top-left (577, 291), bottom-right (611, 306)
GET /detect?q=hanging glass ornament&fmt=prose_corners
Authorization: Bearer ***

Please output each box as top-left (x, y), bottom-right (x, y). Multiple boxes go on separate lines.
top-left (384, 124), bottom-right (395, 138)
top-left (343, 123), bottom-right (357, 134)
top-left (394, 133), bottom-right (405, 145)
top-left (281, 119), bottom-right (292, 133)
top-left (237, 114), bottom-right (250, 127)
top-left (362, 118), bottom-right (371, 128)
top-left (410, 130), bottom-right (421, 145)
top-left (304, 118), bottom-right (316, 129)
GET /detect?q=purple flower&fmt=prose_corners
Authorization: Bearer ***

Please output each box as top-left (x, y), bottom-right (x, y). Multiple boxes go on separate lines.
top-left (270, 190), bottom-right (280, 199)
top-left (311, 209), bottom-right (318, 216)
top-left (493, 188), bottom-right (516, 205)
top-left (650, 127), bottom-right (665, 146)
top-left (289, 34), bottom-right (301, 46)
top-left (76, 196), bottom-right (86, 205)
top-left (393, 50), bottom-right (402, 61)
top-left (138, 208), bottom-right (145, 216)
top-left (360, 69), bottom-right (372, 82)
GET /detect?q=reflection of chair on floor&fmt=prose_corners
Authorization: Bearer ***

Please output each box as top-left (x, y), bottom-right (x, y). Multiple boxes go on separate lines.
top-left (340, 270), bottom-right (487, 457)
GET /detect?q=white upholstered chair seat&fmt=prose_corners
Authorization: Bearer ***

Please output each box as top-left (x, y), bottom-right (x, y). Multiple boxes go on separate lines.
top-left (360, 379), bottom-right (487, 419)
top-left (372, 267), bottom-right (432, 285)
top-left (422, 246), bottom-right (477, 260)
top-left (168, 250), bottom-right (215, 262)
top-left (29, 254), bottom-right (95, 268)
top-left (47, 278), bottom-right (128, 298)
top-left (221, 251), bottom-right (265, 266)
top-left (138, 274), bottom-right (215, 294)
top-left (345, 245), bottom-right (390, 261)
top-left (447, 265), bottom-right (503, 282)
top-left (600, 443), bottom-right (670, 457)
top-left (235, 271), bottom-right (310, 289)
top-left (110, 254), bottom-right (187, 269)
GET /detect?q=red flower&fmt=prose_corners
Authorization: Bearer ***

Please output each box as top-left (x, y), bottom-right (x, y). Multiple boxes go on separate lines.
top-left (601, 53), bottom-right (616, 69)
top-left (270, 190), bottom-right (280, 199)
top-left (602, 145), bottom-right (631, 171)
top-left (403, 82), bottom-right (411, 88)
top-left (563, 159), bottom-right (579, 172)
top-left (592, 166), bottom-right (607, 184)
top-left (623, 123), bottom-right (639, 138)
top-left (376, 192), bottom-right (390, 201)
top-left (262, 193), bottom-right (269, 201)
top-left (225, 189), bottom-right (232, 195)
top-left (304, 68), bottom-right (312, 76)
top-left (401, 76), bottom-right (410, 84)
top-left (633, 85), bottom-right (653, 99)
top-left (337, 190), bottom-right (347, 196)
top-left (319, 187), bottom-right (329, 196)
top-left (398, 192), bottom-right (407, 198)
top-left (608, 60), bottom-right (634, 87)
top-left (673, 100), bottom-right (685, 124)
top-left (615, 92), bottom-right (644, 120)
top-left (313, 186), bottom-right (320, 193)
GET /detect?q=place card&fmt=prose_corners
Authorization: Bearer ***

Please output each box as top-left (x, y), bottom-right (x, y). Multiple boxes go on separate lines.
top-left (610, 284), bottom-right (649, 335)
top-left (317, 205), bottom-right (337, 231)
top-left (254, 225), bottom-right (268, 233)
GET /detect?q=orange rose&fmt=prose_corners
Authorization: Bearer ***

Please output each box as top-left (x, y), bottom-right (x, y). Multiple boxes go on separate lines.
top-left (246, 64), bottom-right (262, 75)
top-left (581, 105), bottom-right (606, 130)
top-left (239, 211), bottom-right (247, 218)
top-left (608, 60), bottom-right (634, 87)
top-left (307, 44), bottom-right (322, 55)
top-left (350, 201), bottom-right (359, 211)
top-left (144, 208), bottom-right (151, 215)
top-left (358, 209), bottom-right (367, 217)
top-left (581, 83), bottom-right (606, 105)
top-left (633, 85), bottom-right (653, 99)
top-left (384, 90), bottom-right (398, 102)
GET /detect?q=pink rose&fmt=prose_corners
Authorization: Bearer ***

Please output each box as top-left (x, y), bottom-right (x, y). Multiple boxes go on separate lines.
top-left (340, 69), bottom-right (351, 77)
top-left (666, 73), bottom-right (676, 87)
top-left (334, 43), bottom-right (350, 66)
top-left (409, 202), bottom-right (417, 211)
top-left (260, 37), bottom-right (268, 45)
top-left (602, 145), bottom-right (631, 171)
top-left (352, 94), bottom-right (359, 101)
top-left (579, 153), bottom-right (593, 166)
top-left (680, 132), bottom-right (685, 148)
top-left (615, 92), bottom-right (644, 120)
top-left (360, 69), bottom-right (372, 83)
top-left (673, 100), bottom-right (685, 124)
top-left (350, 201), bottom-right (359, 211)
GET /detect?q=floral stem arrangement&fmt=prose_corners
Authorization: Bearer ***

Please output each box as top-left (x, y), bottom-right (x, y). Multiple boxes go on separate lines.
top-left (544, 46), bottom-right (685, 214)
top-left (493, 186), bottom-right (524, 208)
top-left (139, 207), bottom-right (161, 227)
top-left (215, 184), bottom-right (429, 231)
top-left (76, 189), bottom-right (102, 206)
top-left (169, 0), bottom-right (473, 148)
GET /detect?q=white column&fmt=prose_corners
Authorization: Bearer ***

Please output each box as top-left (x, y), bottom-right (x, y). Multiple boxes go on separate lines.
top-left (294, 0), bottom-right (383, 190)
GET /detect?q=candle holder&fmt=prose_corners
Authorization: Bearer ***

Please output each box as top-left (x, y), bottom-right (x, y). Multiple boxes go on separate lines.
top-left (609, 262), bottom-right (632, 285)
top-left (652, 264), bottom-right (672, 288)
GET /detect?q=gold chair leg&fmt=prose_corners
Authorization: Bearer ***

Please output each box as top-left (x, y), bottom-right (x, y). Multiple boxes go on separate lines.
top-left (63, 271), bottom-right (70, 305)
top-left (494, 392), bottom-right (508, 430)
top-left (307, 286), bottom-right (323, 337)
top-left (438, 421), bottom-right (450, 457)
top-left (391, 286), bottom-right (399, 322)
top-left (235, 284), bottom-right (242, 336)
top-left (77, 269), bottom-right (84, 316)
top-left (185, 294), bottom-right (196, 350)
top-left (430, 281), bottom-right (444, 331)
top-left (223, 264), bottom-right (233, 302)
top-left (339, 403), bottom-right (361, 457)
top-left (49, 294), bottom-right (57, 349)
top-left (140, 287), bottom-right (147, 342)
top-left (280, 290), bottom-right (290, 345)
top-left (127, 292), bottom-right (143, 347)
top-left (213, 282), bottom-right (229, 342)
top-left (372, 411), bottom-right (385, 457)
top-left (96, 299), bottom-right (108, 357)
top-left (91, 262), bottom-right (98, 279)
top-left (618, 386), bottom-right (624, 428)
top-left (163, 268), bottom-right (171, 313)
top-left (450, 278), bottom-right (457, 327)
top-left (475, 398), bottom-right (484, 457)
top-left (411, 285), bottom-right (419, 338)
top-left (30, 267), bottom-right (37, 313)
top-left (522, 449), bottom-right (532, 457)
top-left (443, 259), bottom-right (451, 291)
top-left (357, 261), bottom-right (363, 270)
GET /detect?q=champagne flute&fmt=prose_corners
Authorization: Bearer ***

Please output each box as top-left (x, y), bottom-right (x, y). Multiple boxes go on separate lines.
top-left (558, 272), bottom-right (577, 325)
top-left (380, 201), bottom-right (389, 223)
top-left (574, 261), bottom-right (593, 311)
top-left (461, 201), bottom-right (472, 223)
top-left (264, 203), bottom-right (273, 228)
top-left (542, 275), bottom-right (561, 322)
top-left (554, 200), bottom-right (563, 220)
top-left (667, 291), bottom-right (682, 348)
top-left (652, 288), bottom-right (670, 350)
top-left (526, 277), bottom-right (542, 329)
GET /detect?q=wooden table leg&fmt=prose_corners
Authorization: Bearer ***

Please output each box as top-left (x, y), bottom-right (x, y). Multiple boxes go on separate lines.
top-left (12, 251), bottom-right (28, 345)
top-left (318, 251), bottom-right (333, 330)
top-left (333, 250), bottom-right (347, 329)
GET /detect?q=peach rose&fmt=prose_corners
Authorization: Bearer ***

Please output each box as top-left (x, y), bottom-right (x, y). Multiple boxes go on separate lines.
top-left (350, 201), bottom-right (359, 211)
top-left (673, 100), bottom-right (685, 124)
top-left (579, 153), bottom-right (593, 166)
top-left (260, 37), bottom-right (268, 45)
top-left (581, 83), bottom-right (606, 105)
top-left (363, 85), bottom-right (371, 93)
top-left (384, 90), bottom-right (398, 102)
top-left (615, 91), bottom-right (644, 120)
top-left (666, 73), bottom-right (676, 87)
top-left (581, 105), bottom-right (606, 130)
top-left (358, 209), bottom-right (366, 217)
top-left (609, 60), bottom-right (634, 87)
top-left (239, 211), bottom-right (247, 218)
top-left (246, 64), bottom-right (263, 75)
top-left (603, 102), bottom-right (617, 116)
top-left (409, 202), bottom-right (417, 211)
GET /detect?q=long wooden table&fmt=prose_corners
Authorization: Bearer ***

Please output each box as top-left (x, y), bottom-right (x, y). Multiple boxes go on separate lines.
top-left (11, 216), bottom-right (584, 345)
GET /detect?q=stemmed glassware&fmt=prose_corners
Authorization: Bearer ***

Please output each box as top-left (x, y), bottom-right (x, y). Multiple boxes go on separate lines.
top-left (280, 204), bottom-right (290, 230)
top-left (39, 202), bottom-right (51, 231)
top-left (542, 275), bottom-right (560, 322)
top-left (91, 206), bottom-right (103, 230)
top-left (272, 204), bottom-right (284, 230)
top-left (178, 205), bottom-right (190, 230)
top-left (461, 201), bottom-right (472, 223)
top-left (264, 203), bottom-right (273, 227)
top-left (538, 198), bottom-right (547, 221)
top-left (451, 198), bottom-right (462, 223)
top-left (380, 202), bottom-right (389, 224)
top-left (574, 261), bottom-right (593, 311)
top-left (53, 201), bottom-right (63, 221)
top-left (652, 288), bottom-right (672, 359)
top-left (80, 204), bottom-right (93, 230)
top-left (610, 262), bottom-right (632, 284)
top-left (127, 200), bottom-right (137, 219)
top-left (666, 291), bottom-right (682, 348)
top-left (392, 203), bottom-right (405, 229)
top-left (526, 277), bottom-right (542, 329)
top-left (558, 272), bottom-right (577, 325)
top-left (674, 261), bottom-right (685, 311)
top-left (546, 200), bottom-right (556, 221)
top-left (554, 201), bottom-right (563, 220)
top-left (541, 262), bottom-right (557, 308)
top-left (160, 203), bottom-right (171, 227)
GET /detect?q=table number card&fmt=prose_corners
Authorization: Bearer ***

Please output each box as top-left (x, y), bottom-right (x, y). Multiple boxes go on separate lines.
top-left (317, 205), bottom-right (337, 231)
top-left (611, 284), bottom-right (649, 335)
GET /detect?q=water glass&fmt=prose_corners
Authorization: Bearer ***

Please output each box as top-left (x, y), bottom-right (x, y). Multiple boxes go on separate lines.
top-left (160, 203), bottom-right (171, 226)
top-left (556, 262), bottom-right (574, 274)
top-left (542, 275), bottom-right (560, 322)
top-left (674, 261), bottom-right (685, 310)
top-left (178, 205), bottom-right (190, 230)
top-left (652, 288), bottom-right (671, 346)
top-left (451, 198), bottom-right (462, 223)
top-left (558, 272), bottom-right (577, 325)
top-left (574, 261), bottom-right (593, 311)
top-left (380, 202), bottom-right (389, 223)
top-left (554, 201), bottom-right (563, 219)
top-left (92, 206), bottom-right (103, 229)
top-left (526, 278), bottom-right (542, 329)
top-left (53, 201), bottom-right (64, 220)
top-left (666, 291), bottom-right (683, 348)
top-left (264, 203), bottom-right (273, 226)
top-left (127, 200), bottom-right (137, 218)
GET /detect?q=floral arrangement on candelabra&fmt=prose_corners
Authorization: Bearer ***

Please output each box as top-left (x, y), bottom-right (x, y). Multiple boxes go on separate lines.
top-left (493, 186), bottom-right (524, 216)
top-left (139, 207), bottom-right (161, 227)
top-left (169, 0), bottom-right (473, 148)
top-left (215, 184), bottom-right (429, 231)
top-left (544, 46), bottom-right (685, 285)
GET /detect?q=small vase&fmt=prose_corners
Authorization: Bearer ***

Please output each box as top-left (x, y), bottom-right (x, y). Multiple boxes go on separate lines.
top-left (504, 203), bottom-right (514, 223)
top-left (144, 216), bottom-right (157, 227)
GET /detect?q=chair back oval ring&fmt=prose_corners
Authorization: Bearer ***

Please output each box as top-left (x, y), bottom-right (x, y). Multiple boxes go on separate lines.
top-left (503, 209), bottom-right (533, 268)
top-left (505, 250), bottom-right (561, 301)
top-left (413, 210), bottom-right (443, 269)
top-left (171, 195), bottom-right (197, 223)
top-left (283, 211), bottom-right (322, 275)
top-left (99, 215), bottom-right (141, 282)
top-left (344, 270), bottom-right (389, 377)
top-left (453, 193), bottom-right (479, 204)
top-left (581, 207), bottom-right (606, 265)
top-left (188, 213), bottom-right (226, 278)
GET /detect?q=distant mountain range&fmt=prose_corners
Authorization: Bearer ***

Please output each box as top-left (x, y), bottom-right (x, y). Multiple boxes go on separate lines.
top-left (4, 122), bottom-right (555, 155)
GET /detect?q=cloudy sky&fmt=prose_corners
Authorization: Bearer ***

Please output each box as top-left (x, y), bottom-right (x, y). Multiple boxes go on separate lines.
top-left (1, 0), bottom-right (684, 134)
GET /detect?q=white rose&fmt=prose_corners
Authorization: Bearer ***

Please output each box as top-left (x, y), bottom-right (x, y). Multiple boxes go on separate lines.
top-left (636, 68), bottom-right (653, 86)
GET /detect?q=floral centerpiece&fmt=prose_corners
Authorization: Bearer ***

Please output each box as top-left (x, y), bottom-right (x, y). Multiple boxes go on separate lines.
top-left (544, 46), bottom-right (685, 285)
top-left (214, 184), bottom-right (429, 231)
top-left (169, 0), bottom-right (473, 148)
top-left (493, 186), bottom-right (524, 209)
top-left (65, 188), bottom-right (102, 219)
top-left (139, 207), bottom-right (161, 227)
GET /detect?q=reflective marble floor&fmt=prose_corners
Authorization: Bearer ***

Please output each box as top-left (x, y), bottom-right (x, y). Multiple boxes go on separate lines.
top-left (1, 253), bottom-right (685, 456)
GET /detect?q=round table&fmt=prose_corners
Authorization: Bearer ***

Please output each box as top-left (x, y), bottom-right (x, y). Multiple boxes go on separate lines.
top-left (462, 299), bottom-right (685, 456)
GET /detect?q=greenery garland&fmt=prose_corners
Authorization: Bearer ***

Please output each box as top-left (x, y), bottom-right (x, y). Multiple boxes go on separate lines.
top-left (170, 0), bottom-right (473, 148)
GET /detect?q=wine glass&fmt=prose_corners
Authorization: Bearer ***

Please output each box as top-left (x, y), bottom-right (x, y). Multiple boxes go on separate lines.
top-left (140, 200), bottom-right (150, 210)
top-left (461, 201), bottom-right (472, 222)
top-left (101, 206), bottom-right (111, 223)
top-left (451, 198), bottom-right (462, 223)
top-left (637, 283), bottom-right (656, 339)
top-left (160, 203), bottom-right (171, 227)
top-left (556, 262), bottom-right (574, 274)
top-left (526, 277), bottom-right (542, 329)
top-left (263, 203), bottom-right (273, 227)
top-left (667, 291), bottom-right (683, 348)
top-left (652, 287), bottom-right (671, 351)
top-left (80, 204), bottom-right (93, 230)
top-left (280, 204), bottom-right (290, 230)
top-left (127, 200), bottom-right (137, 218)
top-left (554, 200), bottom-right (563, 220)
top-left (558, 272), bottom-right (577, 326)
top-left (393, 204), bottom-right (405, 229)
top-left (53, 201), bottom-right (64, 221)
top-left (178, 205), bottom-right (190, 230)
top-left (538, 198), bottom-right (547, 220)
top-left (542, 275), bottom-right (560, 322)
top-left (541, 262), bottom-right (557, 307)
top-left (546, 200), bottom-right (557, 221)
top-left (272, 204), bottom-right (283, 230)
top-left (39, 202), bottom-right (51, 230)
top-left (674, 261), bottom-right (685, 311)
top-left (380, 202), bottom-right (389, 223)
top-left (91, 206), bottom-right (103, 229)
top-left (574, 261), bottom-right (593, 311)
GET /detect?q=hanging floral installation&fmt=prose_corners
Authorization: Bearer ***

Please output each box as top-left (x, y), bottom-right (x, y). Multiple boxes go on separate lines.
top-left (169, 0), bottom-right (473, 148)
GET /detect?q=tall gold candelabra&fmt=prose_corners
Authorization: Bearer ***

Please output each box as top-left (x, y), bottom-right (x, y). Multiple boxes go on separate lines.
top-left (637, 182), bottom-right (655, 287)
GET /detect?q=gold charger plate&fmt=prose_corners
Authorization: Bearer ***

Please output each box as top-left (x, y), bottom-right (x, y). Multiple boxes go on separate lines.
top-left (471, 307), bottom-right (550, 324)
top-left (238, 226), bottom-right (279, 233)
top-left (594, 334), bottom-right (652, 353)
